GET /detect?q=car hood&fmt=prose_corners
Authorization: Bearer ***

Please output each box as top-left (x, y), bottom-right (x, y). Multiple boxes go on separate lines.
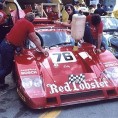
top-left (15, 43), bottom-right (118, 95)
top-left (40, 45), bottom-right (118, 95)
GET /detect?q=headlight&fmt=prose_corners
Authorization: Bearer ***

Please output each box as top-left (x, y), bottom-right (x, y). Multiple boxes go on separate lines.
top-left (33, 77), bottom-right (42, 87)
top-left (104, 67), bottom-right (118, 79)
top-left (22, 77), bottom-right (43, 89)
top-left (22, 78), bottom-right (33, 89)
top-left (111, 68), bottom-right (118, 78)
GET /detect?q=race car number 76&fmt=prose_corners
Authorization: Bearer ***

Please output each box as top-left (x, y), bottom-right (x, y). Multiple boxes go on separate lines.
top-left (50, 51), bottom-right (77, 63)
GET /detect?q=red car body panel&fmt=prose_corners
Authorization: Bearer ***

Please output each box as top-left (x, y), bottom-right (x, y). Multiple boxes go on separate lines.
top-left (7, 1), bottom-right (118, 109)
top-left (14, 40), bottom-right (118, 109)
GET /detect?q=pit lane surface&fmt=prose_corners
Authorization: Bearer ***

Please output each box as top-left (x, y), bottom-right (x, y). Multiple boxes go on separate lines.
top-left (0, 75), bottom-right (118, 118)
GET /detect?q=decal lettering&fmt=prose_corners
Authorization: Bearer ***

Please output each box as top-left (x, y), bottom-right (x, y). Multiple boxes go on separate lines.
top-left (54, 53), bottom-right (61, 62)
top-left (47, 82), bottom-right (72, 94)
top-left (20, 69), bottom-right (38, 75)
top-left (62, 52), bottom-right (73, 61)
top-left (21, 71), bottom-right (37, 75)
top-left (47, 79), bottom-right (109, 94)
top-left (50, 51), bottom-right (76, 64)
top-left (64, 82), bottom-right (72, 92)
top-left (47, 84), bottom-right (59, 94)
top-left (105, 62), bottom-right (118, 67)
top-left (72, 82), bottom-right (79, 91)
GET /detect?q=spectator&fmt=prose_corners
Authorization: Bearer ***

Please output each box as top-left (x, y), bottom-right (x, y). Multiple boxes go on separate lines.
top-left (61, 5), bottom-right (69, 22)
top-left (86, 14), bottom-right (105, 52)
top-left (0, 2), bottom-right (7, 24)
top-left (0, 12), bottom-right (48, 89)
top-left (33, 3), bottom-right (42, 17)
top-left (108, 5), bottom-right (113, 11)
top-left (64, 4), bottom-right (79, 23)
top-left (47, 0), bottom-right (51, 3)
top-left (94, 3), bottom-right (107, 16)
top-left (102, 5), bottom-right (108, 12)
top-left (24, 4), bottom-right (32, 14)
top-left (73, 0), bottom-right (79, 5)
top-left (55, 4), bottom-right (79, 27)
top-left (74, 1), bottom-right (80, 12)
top-left (88, 5), bottom-right (95, 14)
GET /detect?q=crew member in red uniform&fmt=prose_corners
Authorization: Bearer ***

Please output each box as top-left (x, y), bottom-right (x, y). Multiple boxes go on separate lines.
top-left (0, 12), bottom-right (48, 89)
top-left (86, 14), bottom-right (103, 53)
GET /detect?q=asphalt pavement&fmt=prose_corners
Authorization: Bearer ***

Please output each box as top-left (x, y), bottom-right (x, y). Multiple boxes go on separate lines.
top-left (0, 73), bottom-right (16, 96)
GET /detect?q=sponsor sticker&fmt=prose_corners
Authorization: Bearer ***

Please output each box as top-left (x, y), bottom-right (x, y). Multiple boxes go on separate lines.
top-left (47, 78), bottom-right (109, 94)
top-left (20, 68), bottom-right (38, 75)
top-left (50, 51), bottom-right (76, 64)
top-left (104, 62), bottom-right (118, 68)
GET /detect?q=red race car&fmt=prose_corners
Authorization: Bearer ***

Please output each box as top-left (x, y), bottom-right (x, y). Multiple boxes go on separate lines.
top-left (13, 21), bottom-right (118, 109)
top-left (8, 1), bottom-right (118, 109)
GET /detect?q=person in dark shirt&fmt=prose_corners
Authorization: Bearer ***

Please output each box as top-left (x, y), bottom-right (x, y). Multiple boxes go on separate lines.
top-left (64, 4), bottom-right (79, 23)
top-left (94, 3), bottom-right (107, 16)
top-left (55, 4), bottom-right (80, 27)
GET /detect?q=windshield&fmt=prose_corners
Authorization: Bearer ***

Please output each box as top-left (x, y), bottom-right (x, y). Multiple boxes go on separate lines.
top-left (29, 31), bottom-right (74, 48)
top-left (39, 31), bottom-right (74, 47)
top-left (101, 17), bottom-right (118, 30)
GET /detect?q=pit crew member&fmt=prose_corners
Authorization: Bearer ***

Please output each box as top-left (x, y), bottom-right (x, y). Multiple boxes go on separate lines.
top-left (0, 12), bottom-right (48, 89)
top-left (86, 14), bottom-right (103, 53)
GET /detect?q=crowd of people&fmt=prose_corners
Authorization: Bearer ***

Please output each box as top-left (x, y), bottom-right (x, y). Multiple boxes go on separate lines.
top-left (0, 1), bottom-right (114, 90)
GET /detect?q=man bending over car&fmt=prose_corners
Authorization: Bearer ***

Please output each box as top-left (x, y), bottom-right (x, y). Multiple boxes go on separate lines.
top-left (86, 14), bottom-right (104, 53)
top-left (0, 12), bottom-right (48, 89)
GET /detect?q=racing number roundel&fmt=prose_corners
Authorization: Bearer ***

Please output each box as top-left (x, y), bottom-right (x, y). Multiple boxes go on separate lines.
top-left (50, 51), bottom-right (76, 63)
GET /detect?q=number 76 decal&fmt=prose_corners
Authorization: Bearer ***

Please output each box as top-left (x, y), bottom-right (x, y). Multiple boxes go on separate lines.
top-left (50, 51), bottom-right (77, 63)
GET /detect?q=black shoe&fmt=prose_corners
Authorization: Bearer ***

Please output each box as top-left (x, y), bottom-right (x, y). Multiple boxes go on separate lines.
top-left (0, 84), bottom-right (9, 90)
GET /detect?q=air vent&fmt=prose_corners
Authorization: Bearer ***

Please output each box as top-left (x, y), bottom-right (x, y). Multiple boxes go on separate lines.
top-left (61, 90), bottom-right (104, 103)
top-left (107, 89), bottom-right (117, 96)
top-left (46, 97), bottom-right (57, 105)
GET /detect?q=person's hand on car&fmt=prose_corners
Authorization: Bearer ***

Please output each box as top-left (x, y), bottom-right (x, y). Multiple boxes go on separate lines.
top-left (41, 49), bottom-right (49, 57)
top-left (96, 48), bottom-right (101, 53)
